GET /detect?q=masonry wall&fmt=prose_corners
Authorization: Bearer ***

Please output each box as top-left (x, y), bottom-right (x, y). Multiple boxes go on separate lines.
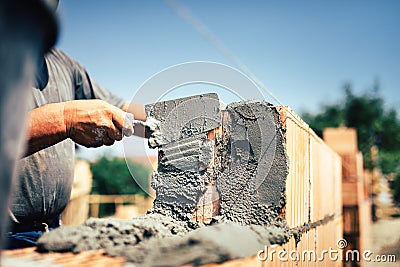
top-left (265, 107), bottom-right (343, 267)
top-left (205, 107), bottom-right (343, 267)
top-left (324, 127), bottom-right (373, 267)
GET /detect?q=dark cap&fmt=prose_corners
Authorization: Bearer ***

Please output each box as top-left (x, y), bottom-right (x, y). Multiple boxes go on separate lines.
top-left (2, 0), bottom-right (59, 52)
top-left (44, 0), bottom-right (59, 12)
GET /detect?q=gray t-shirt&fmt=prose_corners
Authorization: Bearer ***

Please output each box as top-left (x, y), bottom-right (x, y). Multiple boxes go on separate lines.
top-left (10, 49), bottom-right (125, 224)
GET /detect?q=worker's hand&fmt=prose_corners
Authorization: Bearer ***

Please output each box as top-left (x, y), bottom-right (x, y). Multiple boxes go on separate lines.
top-left (63, 99), bottom-right (133, 147)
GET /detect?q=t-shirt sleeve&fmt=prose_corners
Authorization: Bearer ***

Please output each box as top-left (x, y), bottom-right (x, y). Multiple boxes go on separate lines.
top-left (68, 54), bottom-right (125, 108)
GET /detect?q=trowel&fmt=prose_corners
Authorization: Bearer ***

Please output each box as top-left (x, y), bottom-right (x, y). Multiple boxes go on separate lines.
top-left (144, 93), bottom-right (223, 224)
top-left (126, 93), bottom-right (221, 141)
top-left (126, 93), bottom-right (225, 223)
top-left (127, 93), bottom-right (222, 171)
top-left (144, 93), bottom-right (222, 147)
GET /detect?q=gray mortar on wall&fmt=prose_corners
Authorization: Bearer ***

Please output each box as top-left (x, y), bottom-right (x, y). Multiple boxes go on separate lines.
top-left (36, 97), bottom-right (335, 266)
top-left (148, 99), bottom-right (289, 227)
top-left (149, 161), bottom-right (207, 225)
top-left (146, 93), bottom-right (221, 224)
top-left (215, 100), bottom-right (289, 227)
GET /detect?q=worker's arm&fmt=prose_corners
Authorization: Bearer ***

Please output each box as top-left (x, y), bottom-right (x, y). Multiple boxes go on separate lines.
top-left (121, 102), bottom-right (148, 138)
top-left (121, 102), bottom-right (146, 121)
top-left (25, 99), bottom-right (132, 156)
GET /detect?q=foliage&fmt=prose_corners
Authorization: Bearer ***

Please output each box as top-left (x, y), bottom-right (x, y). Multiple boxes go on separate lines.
top-left (90, 156), bottom-right (150, 196)
top-left (302, 81), bottom-right (400, 202)
top-left (391, 173), bottom-right (400, 206)
top-left (89, 156), bottom-right (151, 217)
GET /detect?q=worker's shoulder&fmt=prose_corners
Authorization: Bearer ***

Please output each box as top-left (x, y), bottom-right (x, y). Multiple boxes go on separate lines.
top-left (46, 48), bottom-right (82, 71)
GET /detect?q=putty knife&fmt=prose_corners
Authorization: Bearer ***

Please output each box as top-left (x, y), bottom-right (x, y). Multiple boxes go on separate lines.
top-left (144, 93), bottom-right (222, 172)
top-left (145, 93), bottom-right (222, 147)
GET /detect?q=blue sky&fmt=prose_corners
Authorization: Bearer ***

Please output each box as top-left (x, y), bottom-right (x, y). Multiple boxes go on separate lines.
top-left (55, 1), bottom-right (400, 158)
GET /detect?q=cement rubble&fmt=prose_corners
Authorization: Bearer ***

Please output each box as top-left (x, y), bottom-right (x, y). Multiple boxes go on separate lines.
top-left (37, 213), bottom-right (194, 253)
top-left (37, 98), bottom-right (333, 266)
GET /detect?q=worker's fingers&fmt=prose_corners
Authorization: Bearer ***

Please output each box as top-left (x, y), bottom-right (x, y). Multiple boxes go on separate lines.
top-left (88, 127), bottom-right (107, 147)
top-left (81, 134), bottom-right (103, 148)
top-left (103, 126), bottom-right (115, 146)
top-left (110, 108), bottom-right (134, 137)
top-left (103, 135), bottom-right (115, 146)
top-left (90, 140), bottom-right (104, 148)
top-left (85, 127), bottom-right (114, 147)
top-left (110, 107), bottom-right (126, 130)
top-left (107, 124), bottom-right (123, 141)
top-left (115, 129), bottom-right (123, 141)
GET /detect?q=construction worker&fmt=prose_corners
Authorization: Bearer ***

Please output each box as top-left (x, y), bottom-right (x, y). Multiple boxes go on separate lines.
top-left (0, 0), bottom-right (59, 249)
top-left (5, 1), bottom-right (146, 249)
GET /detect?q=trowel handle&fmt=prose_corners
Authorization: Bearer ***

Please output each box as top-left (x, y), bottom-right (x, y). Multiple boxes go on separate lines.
top-left (122, 112), bottom-right (135, 137)
top-left (123, 112), bottom-right (157, 138)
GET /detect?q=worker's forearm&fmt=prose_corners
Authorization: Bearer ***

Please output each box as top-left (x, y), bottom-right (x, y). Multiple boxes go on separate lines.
top-left (25, 100), bottom-right (132, 156)
top-left (121, 102), bottom-right (146, 121)
top-left (25, 103), bottom-right (67, 156)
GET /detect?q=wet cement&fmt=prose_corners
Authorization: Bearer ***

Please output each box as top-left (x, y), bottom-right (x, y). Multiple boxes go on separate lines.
top-left (36, 98), bottom-right (334, 266)
top-left (148, 132), bottom-right (217, 224)
top-left (289, 213), bottom-right (337, 245)
top-left (145, 93), bottom-right (221, 147)
top-left (148, 100), bottom-right (289, 228)
top-left (37, 213), bottom-right (194, 253)
top-left (134, 117), bottom-right (162, 147)
top-left (106, 223), bottom-right (290, 267)
top-left (215, 100), bottom-right (288, 227)
top-left (145, 93), bottom-right (222, 224)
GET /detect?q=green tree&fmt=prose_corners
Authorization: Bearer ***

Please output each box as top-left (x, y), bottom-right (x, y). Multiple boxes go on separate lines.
top-left (90, 156), bottom-right (150, 196)
top-left (302, 82), bottom-right (400, 203)
top-left (392, 173), bottom-right (400, 206)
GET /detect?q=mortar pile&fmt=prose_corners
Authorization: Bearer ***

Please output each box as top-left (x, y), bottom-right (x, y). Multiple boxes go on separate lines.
top-left (37, 98), bottom-right (292, 266)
